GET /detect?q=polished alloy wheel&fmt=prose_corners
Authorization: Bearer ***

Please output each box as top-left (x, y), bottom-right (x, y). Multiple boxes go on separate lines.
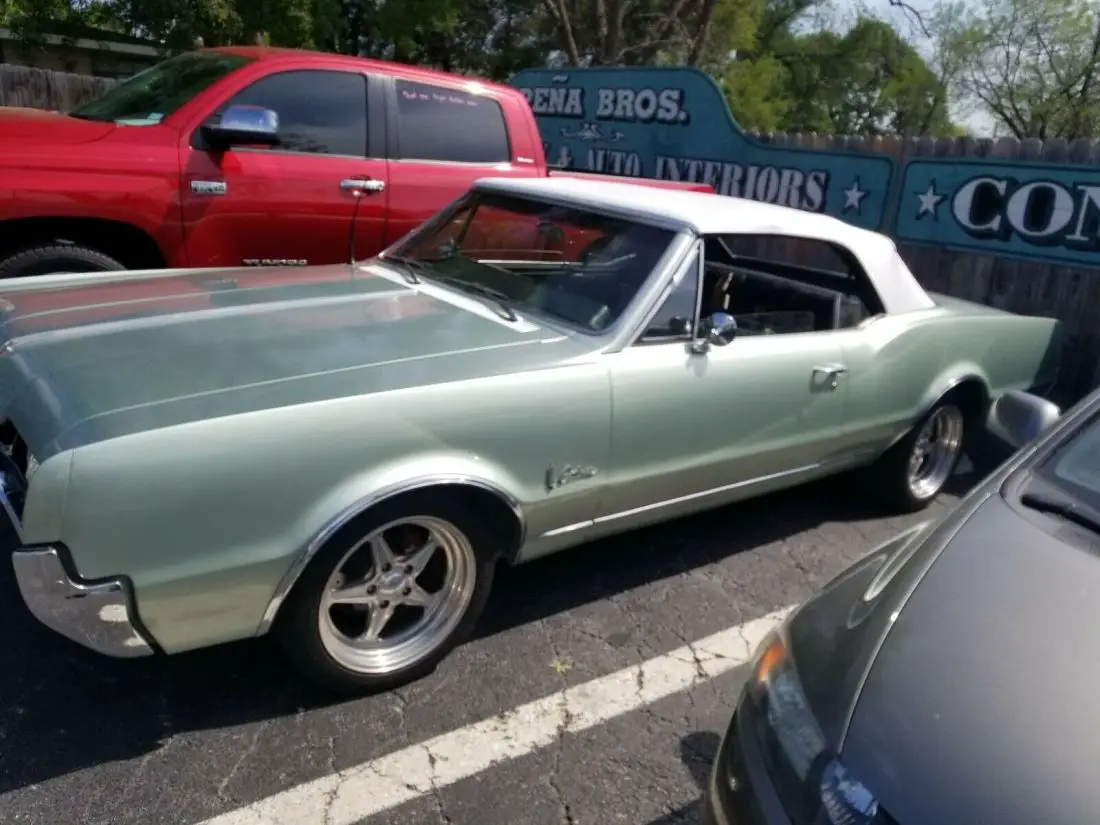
top-left (906, 404), bottom-right (964, 500)
top-left (317, 515), bottom-right (477, 675)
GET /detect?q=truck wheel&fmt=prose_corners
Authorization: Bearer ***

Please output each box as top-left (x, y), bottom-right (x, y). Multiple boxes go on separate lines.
top-left (873, 400), bottom-right (965, 513)
top-left (0, 244), bottom-right (125, 278)
top-left (275, 490), bottom-right (499, 694)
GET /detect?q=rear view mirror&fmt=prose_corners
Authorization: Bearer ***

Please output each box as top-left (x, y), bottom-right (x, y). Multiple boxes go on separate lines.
top-left (986, 390), bottom-right (1061, 451)
top-left (202, 104), bottom-right (279, 151)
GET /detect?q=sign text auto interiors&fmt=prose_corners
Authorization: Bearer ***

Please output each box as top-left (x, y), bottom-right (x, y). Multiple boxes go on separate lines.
top-left (517, 81), bottom-right (828, 212)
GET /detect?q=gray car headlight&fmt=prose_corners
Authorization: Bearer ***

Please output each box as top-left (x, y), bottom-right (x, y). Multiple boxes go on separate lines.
top-left (748, 630), bottom-right (881, 825)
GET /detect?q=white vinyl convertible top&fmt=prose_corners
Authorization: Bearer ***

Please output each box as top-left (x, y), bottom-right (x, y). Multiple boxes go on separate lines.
top-left (474, 176), bottom-right (936, 315)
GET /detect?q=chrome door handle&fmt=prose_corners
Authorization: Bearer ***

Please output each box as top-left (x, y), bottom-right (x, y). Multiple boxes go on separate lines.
top-left (340, 178), bottom-right (385, 194)
top-left (813, 364), bottom-right (849, 390)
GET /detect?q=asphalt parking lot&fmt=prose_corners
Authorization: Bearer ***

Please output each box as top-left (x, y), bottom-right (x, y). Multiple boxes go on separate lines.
top-left (0, 469), bottom-right (976, 825)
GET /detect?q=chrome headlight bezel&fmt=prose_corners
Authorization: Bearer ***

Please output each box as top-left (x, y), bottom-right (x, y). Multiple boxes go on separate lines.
top-left (746, 627), bottom-right (883, 825)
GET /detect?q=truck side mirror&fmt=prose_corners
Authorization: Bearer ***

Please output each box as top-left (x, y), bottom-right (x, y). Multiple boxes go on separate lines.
top-left (201, 105), bottom-right (279, 151)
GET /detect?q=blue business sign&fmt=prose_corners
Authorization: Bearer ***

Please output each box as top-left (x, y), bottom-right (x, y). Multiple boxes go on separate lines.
top-left (894, 160), bottom-right (1100, 267)
top-left (510, 66), bottom-right (896, 230)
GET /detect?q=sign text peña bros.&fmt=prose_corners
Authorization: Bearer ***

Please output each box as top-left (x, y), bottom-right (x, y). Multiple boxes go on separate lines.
top-left (512, 66), bottom-right (895, 230)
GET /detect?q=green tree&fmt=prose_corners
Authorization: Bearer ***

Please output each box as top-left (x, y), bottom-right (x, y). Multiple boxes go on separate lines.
top-left (535, 0), bottom-right (757, 67)
top-left (768, 17), bottom-right (955, 135)
top-left (936, 0), bottom-right (1100, 139)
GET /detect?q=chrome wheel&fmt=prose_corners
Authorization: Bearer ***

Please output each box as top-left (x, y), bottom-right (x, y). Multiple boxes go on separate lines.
top-left (317, 515), bottom-right (477, 675)
top-left (907, 404), bottom-right (964, 500)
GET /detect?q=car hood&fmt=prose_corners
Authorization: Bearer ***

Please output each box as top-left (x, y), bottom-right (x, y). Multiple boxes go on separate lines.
top-left (0, 107), bottom-right (116, 145)
top-left (0, 262), bottom-right (590, 458)
top-left (839, 492), bottom-right (1100, 825)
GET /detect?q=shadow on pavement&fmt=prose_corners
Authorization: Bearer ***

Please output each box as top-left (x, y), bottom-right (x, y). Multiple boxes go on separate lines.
top-left (0, 470), bottom-right (981, 795)
top-left (640, 730), bottom-right (723, 825)
top-left (475, 468), bottom-right (977, 640)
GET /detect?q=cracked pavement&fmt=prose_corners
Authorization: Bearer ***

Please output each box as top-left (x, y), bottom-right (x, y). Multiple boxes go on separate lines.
top-left (0, 472), bottom-right (973, 825)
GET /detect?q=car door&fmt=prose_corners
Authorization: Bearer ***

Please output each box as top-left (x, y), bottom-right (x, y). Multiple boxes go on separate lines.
top-left (381, 75), bottom-right (541, 246)
top-left (180, 68), bottom-right (389, 269)
top-left (599, 246), bottom-right (851, 529)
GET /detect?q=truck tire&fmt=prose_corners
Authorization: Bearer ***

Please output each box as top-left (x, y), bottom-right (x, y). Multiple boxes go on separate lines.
top-left (0, 244), bottom-right (125, 278)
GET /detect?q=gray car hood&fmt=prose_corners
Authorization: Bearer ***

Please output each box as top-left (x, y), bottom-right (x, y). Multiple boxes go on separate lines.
top-left (840, 492), bottom-right (1100, 825)
top-left (0, 263), bottom-right (587, 457)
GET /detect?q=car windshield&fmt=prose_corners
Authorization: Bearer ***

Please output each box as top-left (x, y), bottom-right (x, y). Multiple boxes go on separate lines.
top-left (71, 52), bottom-right (253, 126)
top-left (1026, 410), bottom-right (1100, 522)
top-left (385, 192), bottom-right (677, 333)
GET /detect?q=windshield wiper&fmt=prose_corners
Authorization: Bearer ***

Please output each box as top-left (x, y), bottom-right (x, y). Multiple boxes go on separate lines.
top-left (1019, 489), bottom-right (1100, 536)
top-left (435, 276), bottom-right (518, 322)
top-left (379, 254), bottom-right (426, 284)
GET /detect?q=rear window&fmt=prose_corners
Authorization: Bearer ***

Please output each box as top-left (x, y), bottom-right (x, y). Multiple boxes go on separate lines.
top-left (394, 79), bottom-right (510, 164)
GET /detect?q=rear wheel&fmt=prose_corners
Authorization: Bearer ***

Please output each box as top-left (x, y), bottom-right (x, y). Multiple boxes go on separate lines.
top-left (873, 401), bottom-right (965, 512)
top-left (275, 491), bottom-right (498, 694)
top-left (0, 243), bottom-right (124, 278)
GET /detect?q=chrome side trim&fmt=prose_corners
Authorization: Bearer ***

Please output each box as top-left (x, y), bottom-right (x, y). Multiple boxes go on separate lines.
top-left (540, 460), bottom-right (826, 538)
top-left (257, 474), bottom-right (526, 635)
top-left (12, 546), bottom-right (155, 658)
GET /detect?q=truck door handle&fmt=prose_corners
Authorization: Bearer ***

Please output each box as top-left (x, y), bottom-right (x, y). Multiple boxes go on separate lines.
top-left (813, 364), bottom-right (848, 390)
top-left (340, 178), bottom-right (385, 194)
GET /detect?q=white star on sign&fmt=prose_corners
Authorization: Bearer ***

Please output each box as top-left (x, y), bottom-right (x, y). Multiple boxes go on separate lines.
top-left (916, 181), bottom-right (946, 220)
top-left (842, 178), bottom-right (868, 213)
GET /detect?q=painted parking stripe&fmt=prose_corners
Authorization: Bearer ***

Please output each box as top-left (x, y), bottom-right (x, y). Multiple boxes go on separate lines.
top-left (195, 607), bottom-right (792, 825)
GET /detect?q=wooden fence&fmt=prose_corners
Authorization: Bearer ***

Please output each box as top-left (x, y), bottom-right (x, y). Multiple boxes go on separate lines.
top-left (0, 63), bottom-right (117, 111)
top-left (2, 63), bottom-right (1099, 401)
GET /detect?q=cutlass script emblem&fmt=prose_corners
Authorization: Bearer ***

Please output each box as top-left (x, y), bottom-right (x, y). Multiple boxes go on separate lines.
top-left (545, 464), bottom-right (599, 491)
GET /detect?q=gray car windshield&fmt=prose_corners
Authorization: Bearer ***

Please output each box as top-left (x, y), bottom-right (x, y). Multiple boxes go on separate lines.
top-left (1029, 412), bottom-right (1100, 519)
top-left (386, 192), bottom-right (677, 333)
top-left (71, 52), bottom-right (253, 126)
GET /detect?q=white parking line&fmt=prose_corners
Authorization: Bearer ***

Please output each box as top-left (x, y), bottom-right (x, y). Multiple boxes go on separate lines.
top-left (195, 607), bottom-right (792, 825)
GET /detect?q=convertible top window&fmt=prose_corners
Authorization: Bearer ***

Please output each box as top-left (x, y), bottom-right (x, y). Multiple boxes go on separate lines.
top-left (387, 192), bottom-right (676, 333)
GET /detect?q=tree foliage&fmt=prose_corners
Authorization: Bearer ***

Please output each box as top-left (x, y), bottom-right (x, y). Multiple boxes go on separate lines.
top-left (1, 0), bottom-right (962, 137)
top-left (935, 0), bottom-right (1100, 139)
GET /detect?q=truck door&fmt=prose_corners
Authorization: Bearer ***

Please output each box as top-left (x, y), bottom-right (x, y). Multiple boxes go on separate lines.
top-left (180, 68), bottom-right (390, 269)
top-left (382, 75), bottom-right (541, 246)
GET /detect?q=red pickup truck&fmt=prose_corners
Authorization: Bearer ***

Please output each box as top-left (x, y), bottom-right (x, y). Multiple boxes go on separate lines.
top-left (0, 47), bottom-right (709, 278)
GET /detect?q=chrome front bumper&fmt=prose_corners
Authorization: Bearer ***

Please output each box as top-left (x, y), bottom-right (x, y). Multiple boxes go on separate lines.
top-left (12, 546), bottom-right (155, 658)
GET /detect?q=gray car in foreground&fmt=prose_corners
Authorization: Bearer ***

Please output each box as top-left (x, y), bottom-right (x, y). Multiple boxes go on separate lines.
top-left (701, 386), bottom-right (1099, 825)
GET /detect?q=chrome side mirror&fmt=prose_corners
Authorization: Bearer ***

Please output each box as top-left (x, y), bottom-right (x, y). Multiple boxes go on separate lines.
top-left (986, 390), bottom-right (1061, 451)
top-left (690, 312), bottom-right (737, 354)
top-left (202, 104), bottom-right (279, 151)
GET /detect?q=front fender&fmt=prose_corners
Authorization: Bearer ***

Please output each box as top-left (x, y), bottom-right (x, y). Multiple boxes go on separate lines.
top-left (259, 454), bottom-right (528, 635)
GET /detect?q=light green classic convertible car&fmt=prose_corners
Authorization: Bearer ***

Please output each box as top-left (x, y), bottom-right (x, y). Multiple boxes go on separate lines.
top-left (2, 177), bottom-right (1062, 692)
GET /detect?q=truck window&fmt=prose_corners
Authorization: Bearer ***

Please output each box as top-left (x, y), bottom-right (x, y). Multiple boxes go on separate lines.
top-left (394, 79), bottom-right (510, 165)
top-left (216, 70), bottom-right (368, 157)
top-left (71, 51), bottom-right (253, 125)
